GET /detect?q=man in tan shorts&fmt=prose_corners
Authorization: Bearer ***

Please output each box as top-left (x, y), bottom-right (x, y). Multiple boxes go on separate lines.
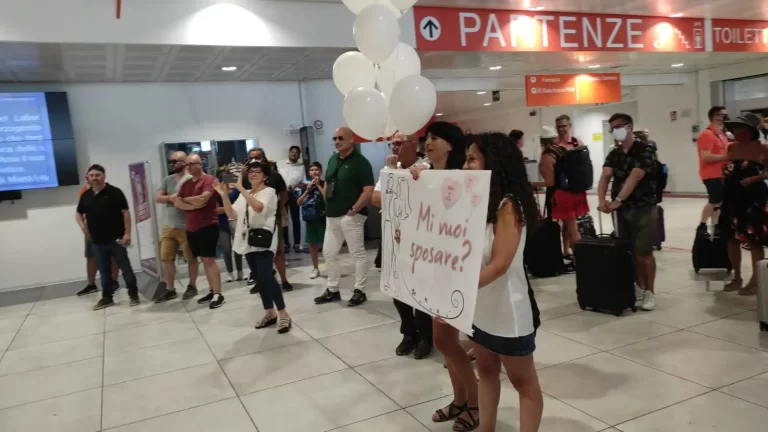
top-left (154, 151), bottom-right (199, 302)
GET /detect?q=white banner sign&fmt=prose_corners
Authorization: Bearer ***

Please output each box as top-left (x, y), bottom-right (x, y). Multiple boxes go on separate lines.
top-left (380, 169), bottom-right (491, 334)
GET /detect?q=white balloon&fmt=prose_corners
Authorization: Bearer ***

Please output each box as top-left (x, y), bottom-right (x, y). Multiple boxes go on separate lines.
top-left (377, 42), bottom-right (421, 100)
top-left (390, 0), bottom-right (417, 11)
top-left (342, 0), bottom-right (402, 17)
top-left (354, 5), bottom-right (400, 64)
top-left (333, 52), bottom-right (376, 96)
top-left (343, 88), bottom-right (389, 140)
top-left (389, 75), bottom-right (437, 135)
top-left (383, 120), bottom-right (397, 138)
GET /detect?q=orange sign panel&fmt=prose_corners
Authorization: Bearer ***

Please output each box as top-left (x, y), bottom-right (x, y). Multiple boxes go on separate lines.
top-left (711, 19), bottom-right (768, 52)
top-left (414, 7), bottom-right (706, 53)
top-left (525, 73), bottom-right (622, 107)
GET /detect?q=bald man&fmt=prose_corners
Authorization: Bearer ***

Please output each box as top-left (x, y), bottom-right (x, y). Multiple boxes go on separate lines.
top-left (314, 127), bottom-right (375, 307)
top-left (174, 154), bottom-right (225, 309)
top-left (154, 151), bottom-right (199, 303)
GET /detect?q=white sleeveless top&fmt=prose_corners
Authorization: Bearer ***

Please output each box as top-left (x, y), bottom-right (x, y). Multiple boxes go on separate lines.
top-left (473, 201), bottom-right (535, 338)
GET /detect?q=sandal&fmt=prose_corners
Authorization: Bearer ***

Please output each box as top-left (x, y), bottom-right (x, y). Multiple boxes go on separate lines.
top-left (723, 279), bottom-right (743, 292)
top-left (255, 315), bottom-right (277, 329)
top-left (432, 401), bottom-right (465, 423)
top-left (452, 406), bottom-right (480, 431)
top-left (739, 282), bottom-right (758, 296)
top-left (277, 317), bottom-right (292, 334)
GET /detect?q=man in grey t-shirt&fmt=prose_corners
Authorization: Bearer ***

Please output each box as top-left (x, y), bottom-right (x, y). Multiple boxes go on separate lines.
top-left (153, 151), bottom-right (199, 303)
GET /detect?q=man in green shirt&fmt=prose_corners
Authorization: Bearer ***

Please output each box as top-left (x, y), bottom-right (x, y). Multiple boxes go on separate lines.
top-left (314, 127), bottom-right (375, 307)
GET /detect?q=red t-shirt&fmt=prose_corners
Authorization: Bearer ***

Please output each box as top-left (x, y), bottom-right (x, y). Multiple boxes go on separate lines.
top-left (697, 124), bottom-right (729, 180)
top-left (178, 174), bottom-right (218, 232)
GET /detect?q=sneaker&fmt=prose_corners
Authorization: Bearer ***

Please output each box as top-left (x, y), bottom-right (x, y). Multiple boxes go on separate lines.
top-left (246, 277), bottom-right (256, 287)
top-left (197, 291), bottom-right (214, 304)
top-left (249, 285), bottom-right (259, 295)
top-left (293, 245), bottom-right (302, 253)
top-left (309, 268), bottom-right (320, 279)
top-left (282, 281), bottom-right (294, 292)
top-left (640, 291), bottom-right (657, 311)
top-left (226, 272), bottom-right (234, 282)
top-left (396, 335), bottom-right (417, 356)
top-left (348, 289), bottom-right (367, 307)
top-left (181, 285), bottom-right (198, 300)
top-left (93, 297), bottom-right (114, 310)
top-left (236, 271), bottom-right (244, 281)
top-left (209, 293), bottom-right (225, 309)
top-left (634, 285), bottom-right (644, 307)
top-left (314, 289), bottom-right (341, 304)
top-left (154, 289), bottom-right (178, 304)
top-left (77, 284), bottom-right (98, 296)
top-left (414, 339), bottom-right (433, 360)
top-left (129, 295), bottom-right (141, 307)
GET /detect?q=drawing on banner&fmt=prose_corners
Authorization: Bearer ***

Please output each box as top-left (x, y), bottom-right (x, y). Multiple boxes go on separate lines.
top-left (380, 169), bottom-right (490, 334)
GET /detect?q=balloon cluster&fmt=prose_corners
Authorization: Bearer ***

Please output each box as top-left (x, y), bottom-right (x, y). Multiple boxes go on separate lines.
top-left (333, 0), bottom-right (437, 140)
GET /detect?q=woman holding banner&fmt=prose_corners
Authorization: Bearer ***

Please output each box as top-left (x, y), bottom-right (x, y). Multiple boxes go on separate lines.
top-left (410, 122), bottom-right (480, 431)
top-left (465, 133), bottom-right (543, 432)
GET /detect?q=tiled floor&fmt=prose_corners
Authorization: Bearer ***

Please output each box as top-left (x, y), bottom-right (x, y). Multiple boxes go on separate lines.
top-left (1, 197), bottom-right (768, 431)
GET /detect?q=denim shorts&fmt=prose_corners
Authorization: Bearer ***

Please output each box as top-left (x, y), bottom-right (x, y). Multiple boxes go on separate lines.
top-left (469, 325), bottom-right (536, 357)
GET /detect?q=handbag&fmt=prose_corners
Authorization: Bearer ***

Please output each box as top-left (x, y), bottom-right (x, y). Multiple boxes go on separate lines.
top-left (245, 199), bottom-right (277, 249)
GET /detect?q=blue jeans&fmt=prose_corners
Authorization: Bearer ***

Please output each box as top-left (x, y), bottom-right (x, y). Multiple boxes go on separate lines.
top-left (245, 251), bottom-right (285, 311)
top-left (92, 240), bottom-right (137, 298)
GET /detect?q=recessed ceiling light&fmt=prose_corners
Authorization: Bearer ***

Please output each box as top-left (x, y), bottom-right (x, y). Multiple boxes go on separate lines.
top-left (221, 66), bottom-right (238, 71)
top-left (669, 13), bottom-right (683, 17)
top-left (671, 63), bottom-right (684, 67)
top-left (477, 91), bottom-right (487, 95)
top-left (484, 102), bottom-right (492, 106)
top-left (489, 65), bottom-right (502, 70)
top-left (436, 113), bottom-right (444, 116)
top-left (587, 65), bottom-right (601, 69)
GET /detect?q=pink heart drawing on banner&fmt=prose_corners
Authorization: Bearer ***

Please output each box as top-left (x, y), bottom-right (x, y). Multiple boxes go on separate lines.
top-left (464, 174), bottom-right (476, 192)
top-left (441, 178), bottom-right (462, 209)
top-left (470, 193), bottom-right (482, 208)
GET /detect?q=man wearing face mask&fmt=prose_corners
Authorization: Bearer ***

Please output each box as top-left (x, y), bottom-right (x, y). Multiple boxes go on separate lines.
top-left (697, 106), bottom-right (730, 233)
top-left (598, 113), bottom-right (659, 311)
top-left (154, 151), bottom-right (199, 303)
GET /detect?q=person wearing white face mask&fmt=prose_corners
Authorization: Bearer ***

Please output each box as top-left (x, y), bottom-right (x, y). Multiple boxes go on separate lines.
top-left (598, 113), bottom-right (659, 311)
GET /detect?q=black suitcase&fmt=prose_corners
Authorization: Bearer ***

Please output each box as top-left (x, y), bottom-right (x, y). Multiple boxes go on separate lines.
top-left (574, 213), bottom-right (636, 316)
top-left (692, 228), bottom-right (732, 273)
top-left (524, 192), bottom-right (565, 278)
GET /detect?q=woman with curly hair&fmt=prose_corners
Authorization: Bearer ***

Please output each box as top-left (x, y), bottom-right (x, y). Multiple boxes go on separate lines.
top-left (410, 122), bottom-right (479, 431)
top-left (465, 132), bottom-right (543, 432)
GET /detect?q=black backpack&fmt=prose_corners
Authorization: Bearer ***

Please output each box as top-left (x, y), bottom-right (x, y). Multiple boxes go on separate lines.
top-left (655, 160), bottom-right (668, 203)
top-left (557, 138), bottom-right (593, 192)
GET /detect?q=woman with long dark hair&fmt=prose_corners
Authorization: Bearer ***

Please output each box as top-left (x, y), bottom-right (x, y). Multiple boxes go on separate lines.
top-left (410, 122), bottom-right (478, 431)
top-left (465, 133), bottom-right (543, 432)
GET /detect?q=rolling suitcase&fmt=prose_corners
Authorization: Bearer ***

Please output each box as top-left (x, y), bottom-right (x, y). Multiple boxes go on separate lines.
top-left (653, 206), bottom-right (666, 250)
top-left (758, 260), bottom-right (768, 331)
top-left (574, 213), bottom-right (636, 316)
top-left (691, 227), bottom-right (732, 273)
top-left (524, 192), bottom-right (565, 278)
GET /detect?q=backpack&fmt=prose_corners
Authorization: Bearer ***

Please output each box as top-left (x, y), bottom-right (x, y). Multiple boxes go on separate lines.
top-left (557, 138), bottom-right (593, 192)
top-left (655, 161), bottom-right (668, 203)
top-left (301, 188), bottom-right (325, 222)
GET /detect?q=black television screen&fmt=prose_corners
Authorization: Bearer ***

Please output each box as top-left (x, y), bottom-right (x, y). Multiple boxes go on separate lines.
top-left (0, 92), bottom-right (78, 192)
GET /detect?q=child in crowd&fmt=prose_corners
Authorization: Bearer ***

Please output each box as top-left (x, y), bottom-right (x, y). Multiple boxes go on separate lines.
top-left (297, 161), bottom-right (327, 279)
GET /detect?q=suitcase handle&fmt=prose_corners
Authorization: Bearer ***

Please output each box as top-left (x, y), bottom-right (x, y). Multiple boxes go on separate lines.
top-left (597, 211), bottom-right (619, 237)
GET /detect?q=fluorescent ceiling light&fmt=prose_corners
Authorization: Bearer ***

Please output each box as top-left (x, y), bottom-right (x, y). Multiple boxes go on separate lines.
top-left (489, 65), bottom-right (502, 70)
top-left (671, 63), bottom-right (684, 67)
top-left (477, 91), bottom-right (487, 95)
top-left (436, 113), bottom-right (444, 116)
top-left (588, 65), bottom-right (600, 68)
top-left (528, 6), bottom-right (545, 11)
top-left (221, 66), bottom-right (238, 71)
top-left (484, 102), bottom-right (492, 106)
top-left (669, 13), bottom-right (683, 17)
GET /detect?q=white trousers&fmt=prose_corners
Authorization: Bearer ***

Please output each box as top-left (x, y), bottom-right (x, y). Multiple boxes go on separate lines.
top-left (323, 214), bottom-right (368, 292)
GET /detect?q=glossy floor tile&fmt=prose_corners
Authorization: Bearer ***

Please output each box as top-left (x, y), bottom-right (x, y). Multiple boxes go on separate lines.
top-left (0, 198), bottom-right (766, 431)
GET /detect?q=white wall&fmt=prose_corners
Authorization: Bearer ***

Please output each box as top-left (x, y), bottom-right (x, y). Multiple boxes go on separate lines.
top-left (0, 81), bottom-right (305, 291)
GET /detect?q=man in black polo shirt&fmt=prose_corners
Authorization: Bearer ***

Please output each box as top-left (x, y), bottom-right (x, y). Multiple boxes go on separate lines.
top-left (76, 164), bottom-right (140, 310)
top-left (314, 127), bottom-right (375, 307)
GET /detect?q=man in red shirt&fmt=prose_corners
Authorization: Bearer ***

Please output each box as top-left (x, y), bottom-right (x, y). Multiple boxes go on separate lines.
top-left (173, 153), bottom-right (225, 309)
top-left (697, 106), bottom-right (730, 232)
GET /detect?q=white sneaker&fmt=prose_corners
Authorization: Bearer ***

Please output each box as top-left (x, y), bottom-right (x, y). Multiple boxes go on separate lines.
top-left (634, 285), bottom-right (644, 307)
top-left (236, 271), bottom-right (243, 281)
top-left (309, 268), bottom-right (320, 279)
top-left (640, 291), bottom-right (657, 311)
top-left (226, 272), bottom-right (234, 282)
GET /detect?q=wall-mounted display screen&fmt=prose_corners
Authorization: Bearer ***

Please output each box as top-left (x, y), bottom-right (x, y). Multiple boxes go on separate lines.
top-left (0, 92), bottom-right (78, 192)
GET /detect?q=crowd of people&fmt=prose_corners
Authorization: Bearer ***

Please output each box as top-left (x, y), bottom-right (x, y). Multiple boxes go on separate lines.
top-left (71, 108), bottom-right (768, 431)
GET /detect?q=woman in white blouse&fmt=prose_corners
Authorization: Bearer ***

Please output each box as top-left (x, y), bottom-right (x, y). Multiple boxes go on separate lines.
top-left (215, 161), bottom-right (292, 334)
